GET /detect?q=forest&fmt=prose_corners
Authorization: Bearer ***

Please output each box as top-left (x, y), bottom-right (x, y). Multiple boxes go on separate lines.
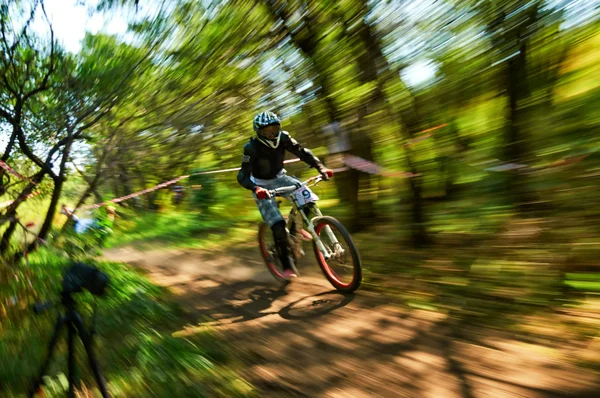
top-left (1, 0), bottom-right (599, 397)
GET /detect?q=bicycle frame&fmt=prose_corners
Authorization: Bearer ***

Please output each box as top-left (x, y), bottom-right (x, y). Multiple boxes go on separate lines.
top-left (270, 175), bottom-right (341, 260)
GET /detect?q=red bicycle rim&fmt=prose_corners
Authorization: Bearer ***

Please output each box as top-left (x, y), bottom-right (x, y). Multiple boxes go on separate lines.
top-left (260, 227), bottom-right (285, 278)
top-left (315, 222), bottom-right (354, 289)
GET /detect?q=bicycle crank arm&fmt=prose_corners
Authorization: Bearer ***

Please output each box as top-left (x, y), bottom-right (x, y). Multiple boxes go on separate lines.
top-left (300, 229), bottom-right (313, 241)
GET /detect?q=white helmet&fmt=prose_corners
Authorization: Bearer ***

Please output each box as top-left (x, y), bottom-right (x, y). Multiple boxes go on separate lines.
top-left (253, 111), bottom-right (282, 148)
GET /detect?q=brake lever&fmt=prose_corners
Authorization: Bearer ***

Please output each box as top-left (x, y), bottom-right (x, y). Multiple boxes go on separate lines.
top-left (311, 175), bottom-right (324, 186)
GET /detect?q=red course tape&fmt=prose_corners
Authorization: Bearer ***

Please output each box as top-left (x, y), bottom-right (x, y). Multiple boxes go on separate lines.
top-left (0, 160), bottom-right (36, 184)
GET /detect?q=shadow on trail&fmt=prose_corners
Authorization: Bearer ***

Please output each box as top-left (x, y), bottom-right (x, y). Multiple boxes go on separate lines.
top-left (278, 290), bottom-right (355, 321)
top-left (104, 241), bottom-right (600, 397)
top-left (173, 276), bottom-right (356, 326)
top-left (178, 279), bottom-right (285, 325)
top-left (170, 273), bottom-right (599, 397)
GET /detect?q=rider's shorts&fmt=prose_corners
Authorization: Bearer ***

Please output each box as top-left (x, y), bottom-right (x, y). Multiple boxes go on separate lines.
top-left (252, 171), bottom-right (315, 228)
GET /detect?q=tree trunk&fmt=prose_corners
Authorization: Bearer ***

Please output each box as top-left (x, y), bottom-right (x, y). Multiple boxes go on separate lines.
top-left (347, 127), bottom-right (376, 231)
top-left (440, 120), bottom-right (464, 199)
top-left (35, 140), bottom-right (74, 245)
top-left (118, 164), bottom-right (133, 198)
top-left (0, 104), bottom-right (21, 195)
top-left (112, 173), bottom-right (121, 199)
top-left (0, 172), bottom-right (45, 255)
top-left (0, 221), bottom-right (18, 256)
top-left (1, 129), bottom-right (18, 162)
top-left (264, 0), bottom-right (370, 231)
top-left (35, 174), bottom-right (63, 244)
top-left (353, 0), bottom-right (429, 244)
top-left (404, 151), bottom-right (428, 245)
top-left (504, 44), bottom-right (528, 165)
top-left (504, 38), bottom-right (539, 213)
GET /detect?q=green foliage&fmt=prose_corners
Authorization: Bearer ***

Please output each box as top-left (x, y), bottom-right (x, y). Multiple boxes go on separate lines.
top-left (53, 224), bottom-right (110, 260)
top-left (188, 170), bottom-right (218, 213)
top-left (0, 246), bottom-right (256, 398)
top-left (104, 207), bottom-right (259, 250)
top-left (2, 1), bottom-right (600, 392)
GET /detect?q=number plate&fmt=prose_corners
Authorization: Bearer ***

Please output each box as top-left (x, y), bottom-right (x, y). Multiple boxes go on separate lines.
top-left (294, 186), bottom-right (319, 206)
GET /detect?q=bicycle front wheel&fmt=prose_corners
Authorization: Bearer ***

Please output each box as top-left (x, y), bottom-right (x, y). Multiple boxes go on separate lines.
top-left (312, 216), bottom-right (362, 293)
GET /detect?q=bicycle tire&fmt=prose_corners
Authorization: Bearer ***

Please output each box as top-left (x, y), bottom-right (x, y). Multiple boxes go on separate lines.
top-left (311, 216), bottom-right (362, 293)
top-left (258, 222), bottom-right (298, 283)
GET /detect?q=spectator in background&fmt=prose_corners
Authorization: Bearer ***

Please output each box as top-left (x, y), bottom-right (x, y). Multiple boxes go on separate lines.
top-left (61, 204), bottom-right (79, 224)
top-left (61, 204), bottom-right (95, 234)
top-left (172, 184), bottom-right (184, 205)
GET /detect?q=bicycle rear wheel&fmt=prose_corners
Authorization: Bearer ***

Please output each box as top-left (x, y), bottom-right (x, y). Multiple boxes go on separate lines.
top-left (312, 216), bottom-right (362, 293)
top-left (258, 222), bottom-right (298, 283)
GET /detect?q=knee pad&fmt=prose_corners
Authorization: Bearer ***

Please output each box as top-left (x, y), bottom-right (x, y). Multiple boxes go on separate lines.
top-left (271, 221), bottom-right (288, 242)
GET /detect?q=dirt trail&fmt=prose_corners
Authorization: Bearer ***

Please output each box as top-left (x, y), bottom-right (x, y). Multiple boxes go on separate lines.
top-left (103, 243), bottom-right (599, 398)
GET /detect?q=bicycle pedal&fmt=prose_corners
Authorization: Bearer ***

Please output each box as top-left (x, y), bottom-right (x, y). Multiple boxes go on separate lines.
top-left (290, 259), bottom-right (300, 276)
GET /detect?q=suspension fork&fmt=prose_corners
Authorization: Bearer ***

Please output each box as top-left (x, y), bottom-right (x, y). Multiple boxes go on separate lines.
top-left (297, 205), bottom-right (339, 258)
top-left (308, 205), bottom-right (338, 246)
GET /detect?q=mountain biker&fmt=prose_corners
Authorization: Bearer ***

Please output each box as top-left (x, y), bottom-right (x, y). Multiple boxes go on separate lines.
top-left (237, 111), bottom-right (334, 280)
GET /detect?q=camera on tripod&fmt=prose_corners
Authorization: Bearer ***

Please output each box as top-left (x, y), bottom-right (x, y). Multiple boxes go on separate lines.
top-left (33, 262), bottom-right (110, 313)
top-left (62, 262), bottom-right (109, 296)
top-left (30, 262), bottom-right (111, 398)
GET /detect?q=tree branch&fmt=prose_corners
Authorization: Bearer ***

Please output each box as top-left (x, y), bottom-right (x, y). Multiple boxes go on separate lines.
top-left (0, 19), bottom-right (18, 97)
top-left (0, 106), bottom-right (13, 123)
top-left (23, 0), bottom-right (55, 101)
top-left (0, 170), bottom-right (45, 226)
top-left (1, 128), bottom-right (18, 161)
top-left (16, 124), bottom-right (51, 170)
top-left (8, 0), bottom-right (39, 55)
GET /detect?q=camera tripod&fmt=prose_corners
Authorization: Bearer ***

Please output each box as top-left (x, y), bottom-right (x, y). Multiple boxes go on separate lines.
top-left (29, 291), bottom-right (110, 398)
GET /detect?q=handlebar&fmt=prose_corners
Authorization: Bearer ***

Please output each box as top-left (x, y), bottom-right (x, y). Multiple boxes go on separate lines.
top-left (269, 175), bottom-right (324, 197)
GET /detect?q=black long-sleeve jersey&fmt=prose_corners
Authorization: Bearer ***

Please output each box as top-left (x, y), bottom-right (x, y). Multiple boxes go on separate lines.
top-left (237, 131), bottom-right (324, 190)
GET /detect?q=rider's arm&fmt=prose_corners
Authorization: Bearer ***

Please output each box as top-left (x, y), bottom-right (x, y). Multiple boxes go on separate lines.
top-left (237, 142), bottom-right (258, 191)
top-left (281, 132), bottom-right (324, 171)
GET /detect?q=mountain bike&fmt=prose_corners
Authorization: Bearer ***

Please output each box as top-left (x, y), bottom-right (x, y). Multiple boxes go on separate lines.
top-left (258, 174), bottom-right (362, 293)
